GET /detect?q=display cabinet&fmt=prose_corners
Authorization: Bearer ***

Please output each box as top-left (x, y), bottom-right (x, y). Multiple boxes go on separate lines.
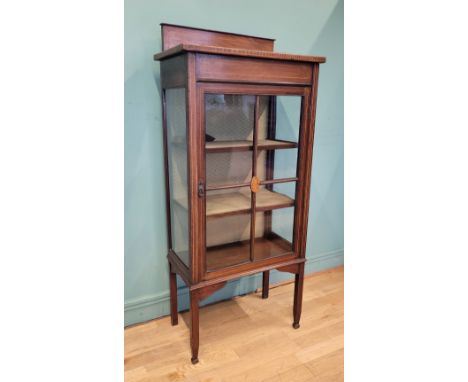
top-left (154, 24), bottom-right (326, 364)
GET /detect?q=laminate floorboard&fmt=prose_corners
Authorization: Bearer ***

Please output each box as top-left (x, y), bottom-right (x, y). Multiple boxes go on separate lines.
top-left (124, 266), bottom-right (344, 382)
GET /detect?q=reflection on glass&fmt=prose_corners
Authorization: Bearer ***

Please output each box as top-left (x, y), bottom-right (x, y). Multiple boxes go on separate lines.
top-left (205, 94), bottom-right (255, 144)
top-left (206, 151), bottom-right (252, 188)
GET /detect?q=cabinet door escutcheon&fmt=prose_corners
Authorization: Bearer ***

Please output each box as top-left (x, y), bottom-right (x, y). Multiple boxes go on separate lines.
top-left (198, 179), bottom-right (205, 197)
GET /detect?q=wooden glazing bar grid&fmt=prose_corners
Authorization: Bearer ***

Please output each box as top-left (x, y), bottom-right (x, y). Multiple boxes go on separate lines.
top-left (250, 96), bottom-right (260, 262)
top-left (205, 182), bottom-right (250, 191)
top-left (264, 96), bottom-right (277, 236)
top-left (205, 177), bottom-right (298, 192)
top-left (261, 177), bottom-right (298, 185)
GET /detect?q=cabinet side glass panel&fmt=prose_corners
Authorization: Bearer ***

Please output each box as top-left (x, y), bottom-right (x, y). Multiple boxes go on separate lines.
top-left (166, 88), bottom-right (189, 266)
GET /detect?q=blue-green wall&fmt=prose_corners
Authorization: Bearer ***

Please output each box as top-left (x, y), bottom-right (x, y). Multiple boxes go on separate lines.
top-left (125, 0), bottom-right (343, 326)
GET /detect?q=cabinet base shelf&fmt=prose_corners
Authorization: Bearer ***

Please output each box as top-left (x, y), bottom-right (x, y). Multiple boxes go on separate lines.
top-left (206, 234), bottom-right (292, 271)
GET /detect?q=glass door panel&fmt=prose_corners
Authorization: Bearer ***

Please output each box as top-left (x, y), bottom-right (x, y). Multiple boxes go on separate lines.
top-left (253, 183), bottom-right (296, 260)
top-left (252, 94), bottom-right (302, 261)
top-left (206, 211), bottom-right (251, 271)
top-left (255, 183), bottom-right (295, 211)
top-left (257, 149), bottom-right (298, 181)
top-left (206, 151), bottom-right (252, 188)
top-left (205, 187), bottom-right (252, 217)
top-left (205, 94), bottom-right (255, 189)
top-left (205, 93), bottom-right (254, 271)
top-left (275, 95), bottom-right (301, 142)
top-left (256, 95), bottom-right (299, 148)
top-left (205, 94), bottom-right (255, 148)
top-left (256, 95), bottom-right (301, 183)
top-left (255, 207), bottom-right (295, 261)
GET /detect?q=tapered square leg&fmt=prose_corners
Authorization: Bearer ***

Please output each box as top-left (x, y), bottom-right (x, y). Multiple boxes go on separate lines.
top-left (190, 290), bottom-right (199, 364)
top-left (293, 263), bottom-right (305, 329)
top-left (262, 270), bottom-right (270, 299)
top-left (169, 265), bottom-right (178, 326)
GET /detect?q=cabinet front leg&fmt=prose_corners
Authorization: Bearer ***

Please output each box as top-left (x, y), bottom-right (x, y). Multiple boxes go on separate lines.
top-left (169, 265), bottom-right (178, 326)
top-left (190, 290), bottom-right (199, 364)
top-left (262, 270), bottom-right (270, 299)
top-left (293, 263), bottom-right (305, 329)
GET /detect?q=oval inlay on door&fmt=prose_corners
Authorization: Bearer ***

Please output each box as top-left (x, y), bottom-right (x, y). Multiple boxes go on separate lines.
top-left (250, 176), bottom-right (260, 193)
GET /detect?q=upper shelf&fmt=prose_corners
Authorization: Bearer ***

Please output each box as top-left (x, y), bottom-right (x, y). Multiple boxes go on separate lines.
top-left (205, 139), bottom-right (297, 153)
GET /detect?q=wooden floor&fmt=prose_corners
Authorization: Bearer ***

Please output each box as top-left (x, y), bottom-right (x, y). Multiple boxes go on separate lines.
top-left (125, 266), bottom-right (344, 382)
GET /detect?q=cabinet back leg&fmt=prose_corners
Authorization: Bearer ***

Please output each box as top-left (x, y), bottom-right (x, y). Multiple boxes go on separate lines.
top-left (262, 270), bottom-right (270, 299)
top-left (169, 265), bottom-right (178, 326)
top-left (190, 290), bottom-right (199, 364)
top-left (293, 263), bottom-right (305, 329)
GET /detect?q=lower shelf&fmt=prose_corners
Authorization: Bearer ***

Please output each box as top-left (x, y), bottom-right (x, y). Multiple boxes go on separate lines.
top-left (206, 234), bottom-right (292, 271)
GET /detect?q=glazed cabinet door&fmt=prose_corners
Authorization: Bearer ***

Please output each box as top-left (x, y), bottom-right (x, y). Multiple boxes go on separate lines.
top-left (198, 84), bottom-right (309, 279)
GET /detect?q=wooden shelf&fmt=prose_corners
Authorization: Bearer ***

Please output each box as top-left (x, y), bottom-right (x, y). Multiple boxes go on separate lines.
top-left (206, 235), bottom-right (292, 271)
top-left (174, 189), bottom-right (294, 218)
top-left (205, 139), bottom-right (297, 153)
top-left (207, 189), bottom-right (293, 217)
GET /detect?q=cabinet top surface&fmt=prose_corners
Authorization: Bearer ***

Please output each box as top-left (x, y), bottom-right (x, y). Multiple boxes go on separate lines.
top-left (153, 43), bottom-right (326, 63)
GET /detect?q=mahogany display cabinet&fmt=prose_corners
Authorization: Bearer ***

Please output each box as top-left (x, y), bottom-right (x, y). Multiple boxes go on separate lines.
top-left (154, 24), bottom-right (326, 364)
